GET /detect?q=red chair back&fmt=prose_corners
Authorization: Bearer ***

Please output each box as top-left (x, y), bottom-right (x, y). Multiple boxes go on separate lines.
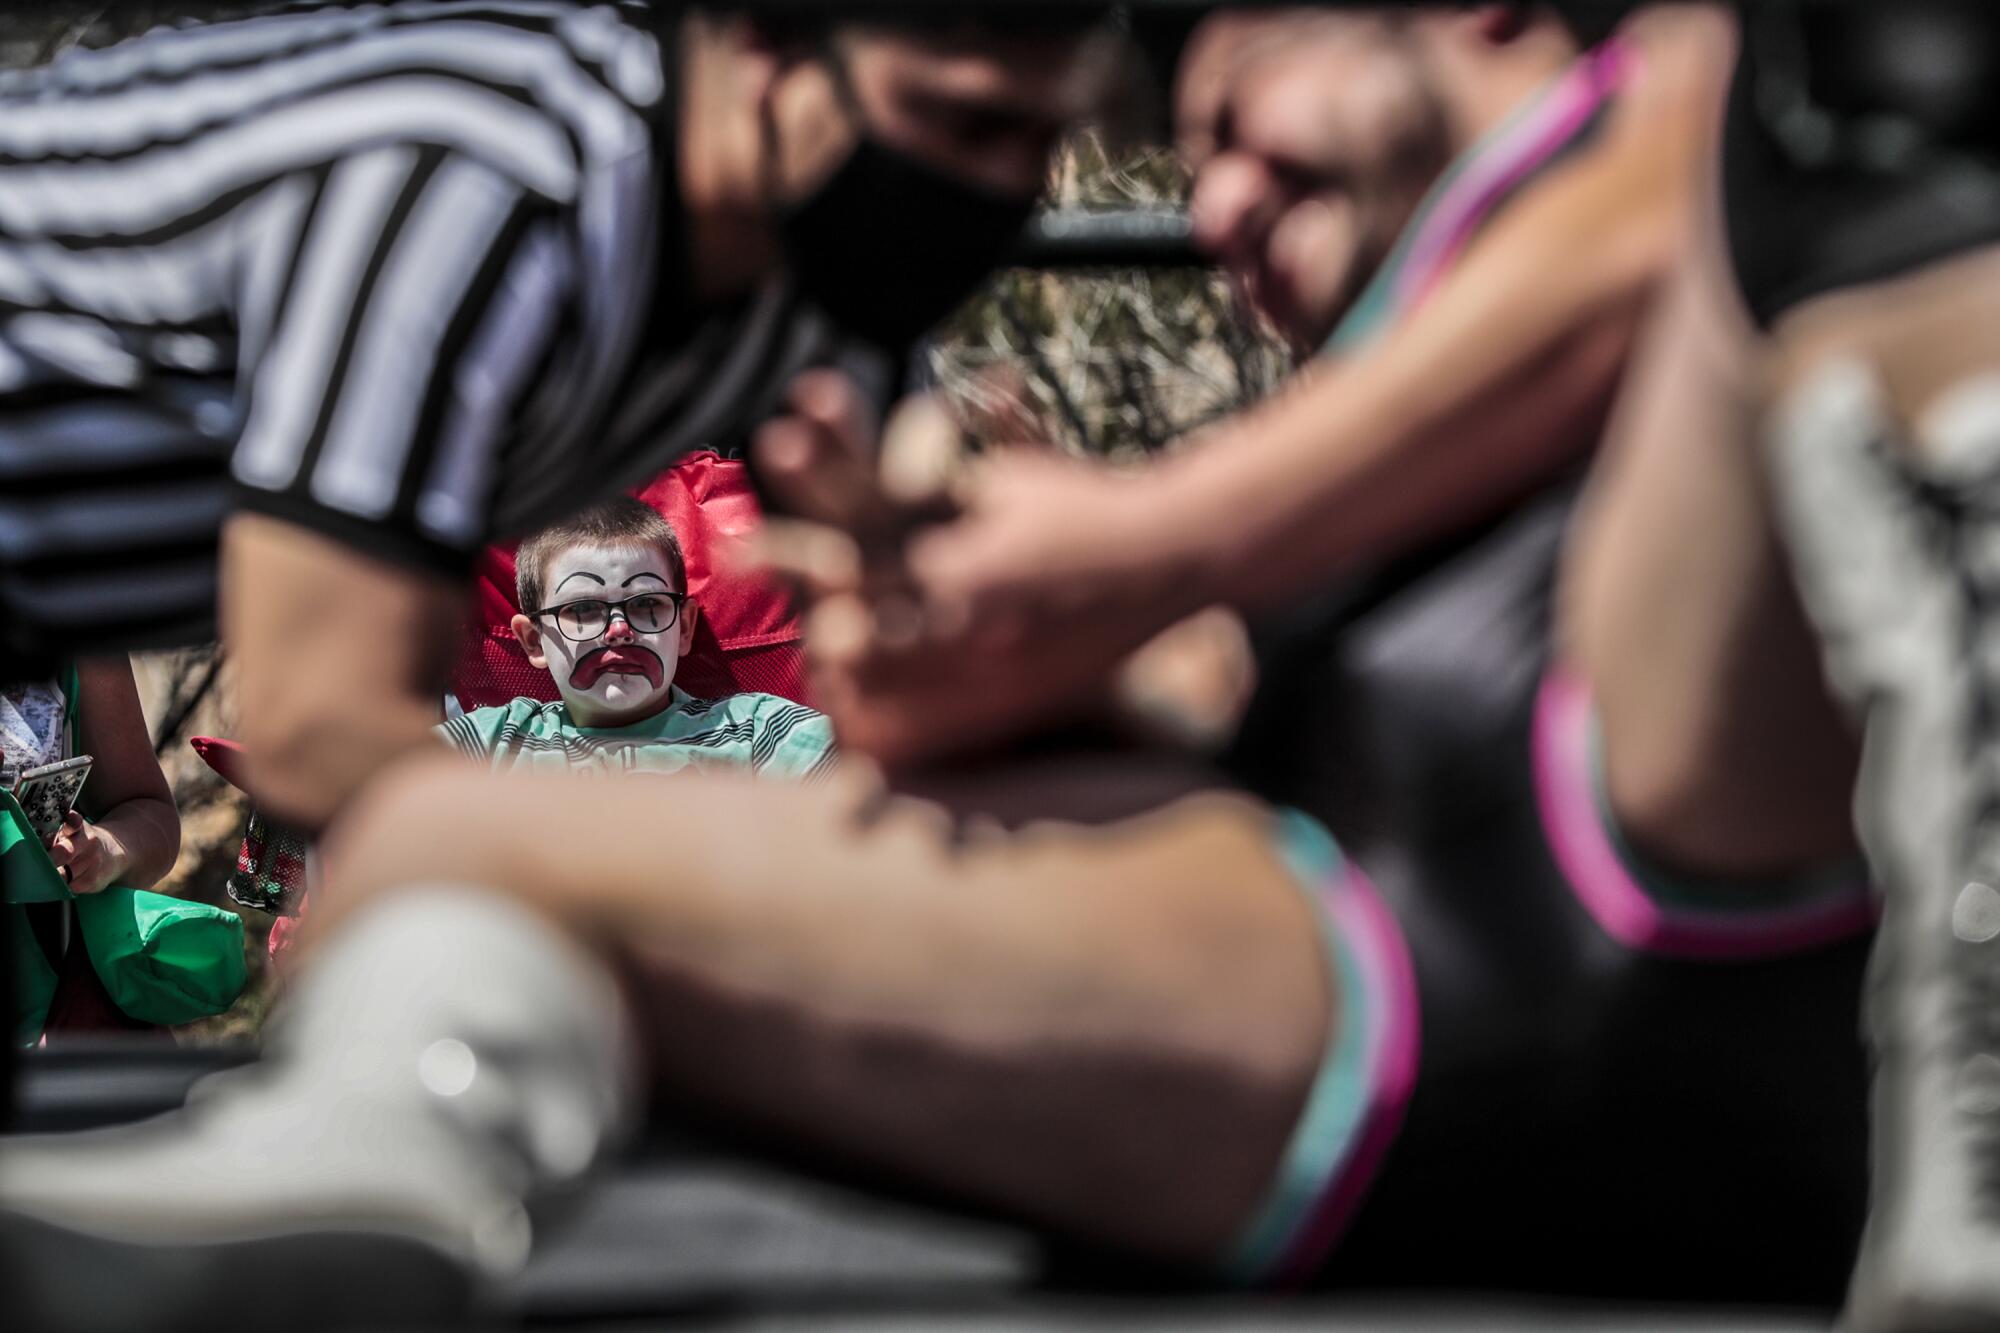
top-left (451, 452), bottom-right (810, 710)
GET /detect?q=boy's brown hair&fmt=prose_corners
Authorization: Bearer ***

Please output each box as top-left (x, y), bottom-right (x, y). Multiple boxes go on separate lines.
top-left (515, 497), bottom-right (687, 613)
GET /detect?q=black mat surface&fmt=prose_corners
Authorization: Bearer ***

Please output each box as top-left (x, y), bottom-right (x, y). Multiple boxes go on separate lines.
top-left (514, 1156), bottom-right (1832, 1331)
top-left (9, 1045), bottom-right (1837, 1331)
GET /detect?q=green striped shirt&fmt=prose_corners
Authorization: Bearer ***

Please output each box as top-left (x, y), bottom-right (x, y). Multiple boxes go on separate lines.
top-left (438, 689), bottom-right (836, 781)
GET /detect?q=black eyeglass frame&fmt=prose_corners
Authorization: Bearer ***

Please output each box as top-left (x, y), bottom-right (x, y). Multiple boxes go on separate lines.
top-left (527, 591), bottom-right (688, 642)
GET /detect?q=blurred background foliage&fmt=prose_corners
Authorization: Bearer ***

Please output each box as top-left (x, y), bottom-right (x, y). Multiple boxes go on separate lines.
top-left (934, 134), bottom-right (1291, 460)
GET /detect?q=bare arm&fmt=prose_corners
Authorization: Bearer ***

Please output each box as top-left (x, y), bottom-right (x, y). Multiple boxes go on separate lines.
top-left (221, 514), bottom-right (461, 831)
top-left (1168, 10), bottom-right (1719, 610)
top-left (52, 657), bottom-right (181, 893)
top-left (915, 9), bottom-right (1715, 625)
top-left (761, 10), bottom-right (1723, 768)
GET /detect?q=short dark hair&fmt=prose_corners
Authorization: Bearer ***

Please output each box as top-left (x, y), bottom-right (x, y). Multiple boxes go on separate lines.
top-left (515, 497), bottom-right (687, 613)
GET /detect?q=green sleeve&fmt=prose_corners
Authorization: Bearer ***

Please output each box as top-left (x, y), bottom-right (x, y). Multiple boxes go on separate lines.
top-left (751, 701), bottom-right (838, 781)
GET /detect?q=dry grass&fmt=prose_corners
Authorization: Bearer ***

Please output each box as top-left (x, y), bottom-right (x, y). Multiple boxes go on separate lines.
top-left (932, 134), bottom-right (1290, 460)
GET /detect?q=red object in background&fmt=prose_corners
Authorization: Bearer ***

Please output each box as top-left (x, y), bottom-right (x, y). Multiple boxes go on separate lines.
top-left (266, 912), bottom-right (306, 968)
top-left (188, 735), bottom-right (253, 794)
top-left (453, 451), bottom-right (810, 709)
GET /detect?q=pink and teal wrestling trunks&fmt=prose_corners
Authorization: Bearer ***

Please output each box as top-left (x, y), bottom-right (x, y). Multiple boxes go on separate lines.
top-left (1221, 757), bottom-right (1872, 1293)
top-left (1212, 40), bottom-right (1875, 1297)
top-left (1224, 811), bottom-right (1421, 1286)
top-left (1532, 669), bottom-right (1875, 958)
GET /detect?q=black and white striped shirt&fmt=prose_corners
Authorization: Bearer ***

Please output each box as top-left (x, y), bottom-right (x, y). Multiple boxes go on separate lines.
top-left (0, 1), bottom-right (837, 676)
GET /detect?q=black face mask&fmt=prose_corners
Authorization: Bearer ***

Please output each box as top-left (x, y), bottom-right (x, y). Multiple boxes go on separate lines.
top-left (780, 135), bottom-right (1039, 349)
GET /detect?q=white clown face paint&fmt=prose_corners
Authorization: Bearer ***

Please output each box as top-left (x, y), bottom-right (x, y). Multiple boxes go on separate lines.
top-left (512, 542), bottom-right (695, 728)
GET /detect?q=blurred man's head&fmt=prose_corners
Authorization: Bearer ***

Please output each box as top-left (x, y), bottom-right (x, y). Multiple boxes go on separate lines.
top-left (511, 499), bottom-right (697, 728)
top-left (1177, 6), bottom-right (1579, 350)
top-left (685, 10), bottom-right (1119, 344)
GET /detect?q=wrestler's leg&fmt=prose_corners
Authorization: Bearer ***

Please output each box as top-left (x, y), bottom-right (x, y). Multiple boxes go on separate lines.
top-left (0, 754), bottom-right (1350, 1330)
top-left (1764, 244), bottom-right (2000, 1330)
top-left (0, 883), bottom-right (633, 1332)
top-left (305, 755), bottom-right (1337, 1265)
top-left (1561, 218), bottom-right (1860, 879)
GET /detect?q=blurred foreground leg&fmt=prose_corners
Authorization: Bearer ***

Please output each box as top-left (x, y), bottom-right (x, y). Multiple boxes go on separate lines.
top-left (0, 888), bottom-right (635, 1333)
top-left (318, 758), bottom-right (1335, 1266)
top-left (0, 754), bottom-right (1338, 1329)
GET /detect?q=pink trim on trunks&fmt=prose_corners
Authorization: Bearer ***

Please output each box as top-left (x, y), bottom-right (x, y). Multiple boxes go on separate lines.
top-left (1532, 669), bottom-right (1876, 959)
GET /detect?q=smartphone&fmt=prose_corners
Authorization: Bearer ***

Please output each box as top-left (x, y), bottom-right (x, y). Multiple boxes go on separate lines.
top-left (13, 754), bottom-right (92, 844)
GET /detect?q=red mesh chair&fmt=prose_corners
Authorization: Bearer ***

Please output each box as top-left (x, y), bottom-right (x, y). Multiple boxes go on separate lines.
top-left (452, 450), bottom-right (811, 709)
top-left (188, 734), bottom-right (312, 962)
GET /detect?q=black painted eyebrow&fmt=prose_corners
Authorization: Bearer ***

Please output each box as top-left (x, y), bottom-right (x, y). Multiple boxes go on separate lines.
top-left (552, 571), bottom-right (606, 595)
top-left (622, 572), bottom-right (669, 588)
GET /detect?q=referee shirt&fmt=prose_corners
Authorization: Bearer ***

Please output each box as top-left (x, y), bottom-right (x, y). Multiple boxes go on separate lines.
top-left (0, 2), bottom-right (827, 677)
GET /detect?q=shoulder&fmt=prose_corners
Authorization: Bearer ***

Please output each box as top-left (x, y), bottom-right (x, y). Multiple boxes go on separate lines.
top-left (705, 692), bottom-right (827, 726)
top-left (385, 6), bottom-right (671, 170)
top-left (439, 696), bottom-right (566, 752)
top-left (730, 693), bottom-right (836, 773)
top-left (347, 8), bottom-right (669, 210)
top-left (1, 5), bottom-right (671, 200)
top-left (667, 691), bottom-right (829, 748)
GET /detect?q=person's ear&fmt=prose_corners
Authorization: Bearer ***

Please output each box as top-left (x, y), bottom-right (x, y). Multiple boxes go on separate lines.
top-left (510, 613), bottom-right (549, 669)
top-left (678, 600), bottom-right (699, 659)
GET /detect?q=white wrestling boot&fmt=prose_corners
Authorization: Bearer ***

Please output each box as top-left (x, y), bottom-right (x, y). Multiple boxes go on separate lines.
top-left (0, 887), bottom-right (635, 1333)
top-left (1773, 361), bottom-right (2000, 1332)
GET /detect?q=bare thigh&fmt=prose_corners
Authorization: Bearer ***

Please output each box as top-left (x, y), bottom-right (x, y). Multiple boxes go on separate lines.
top-left (318, 750), bottom-right (1333, 1263)
top-left (1561, 216), bottom-right (1860, 877)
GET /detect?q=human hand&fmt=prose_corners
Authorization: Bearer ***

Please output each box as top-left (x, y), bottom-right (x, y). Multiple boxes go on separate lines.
top-left (751, 369), bottom-right (959, 565)
top-left (903, 446), bottom-right (1207, 649)
top-left (46, 810), bottom-right (128, 895)
top-left (753, 372), bottom-right (1213, 768)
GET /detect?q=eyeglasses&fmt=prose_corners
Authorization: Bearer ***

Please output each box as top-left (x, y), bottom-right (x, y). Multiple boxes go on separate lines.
top-left (529, 591), bottom-right (686, 642)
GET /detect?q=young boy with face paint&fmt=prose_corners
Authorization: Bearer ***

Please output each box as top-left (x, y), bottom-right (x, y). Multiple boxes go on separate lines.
top-left (438, 498), bottom-right (834, 781)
